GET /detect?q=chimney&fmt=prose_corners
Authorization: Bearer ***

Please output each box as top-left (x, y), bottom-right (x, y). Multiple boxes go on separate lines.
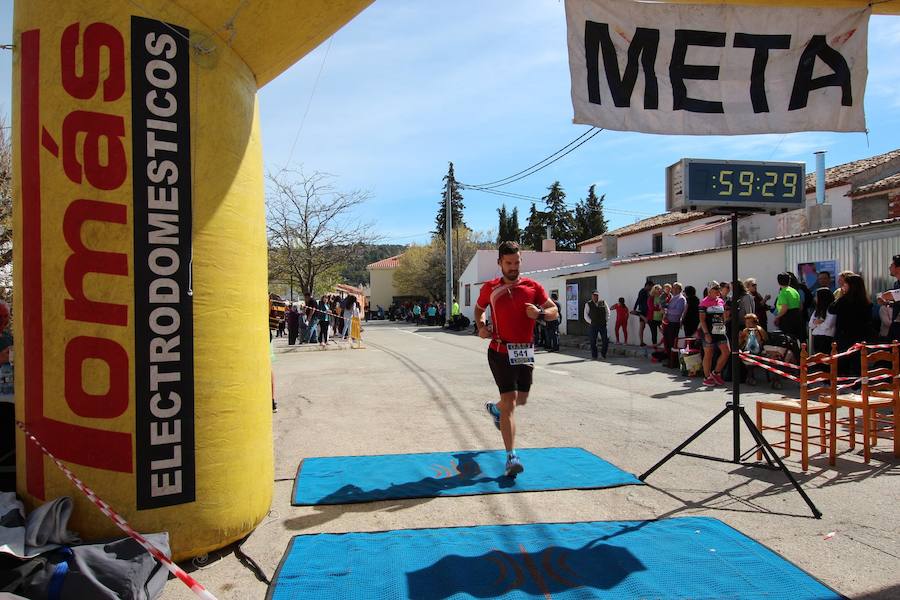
top-left (542, 224), bottom-right (556, 252)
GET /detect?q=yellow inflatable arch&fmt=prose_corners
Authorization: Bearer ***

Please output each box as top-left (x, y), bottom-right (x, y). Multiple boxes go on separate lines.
top-left (11, 0), bottom-right (897, 560)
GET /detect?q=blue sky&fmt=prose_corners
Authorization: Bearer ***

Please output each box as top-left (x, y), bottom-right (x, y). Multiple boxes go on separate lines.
top-left (2, 2), bottom-right (899, 244)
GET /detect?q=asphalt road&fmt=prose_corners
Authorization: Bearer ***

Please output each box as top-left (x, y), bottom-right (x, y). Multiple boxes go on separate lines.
top-left (164, 320), bottom-right (900, 599)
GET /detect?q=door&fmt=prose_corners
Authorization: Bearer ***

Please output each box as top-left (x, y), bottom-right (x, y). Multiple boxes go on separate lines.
top-left (565, 276), bottom-right (596, 336)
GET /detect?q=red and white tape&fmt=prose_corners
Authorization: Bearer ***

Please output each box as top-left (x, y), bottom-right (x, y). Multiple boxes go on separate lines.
top-left (15, 421), bottom-right (219, 600)
top-left (737, 351), bottom-right (799, 370)
top-left (739, 355), bottom-right (800, 382)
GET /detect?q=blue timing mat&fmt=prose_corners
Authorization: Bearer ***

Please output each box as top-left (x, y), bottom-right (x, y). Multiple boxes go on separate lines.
top-left (268, 516), bottom-right (843, 600)
top-left (291, 447), bottom-right (642, 505)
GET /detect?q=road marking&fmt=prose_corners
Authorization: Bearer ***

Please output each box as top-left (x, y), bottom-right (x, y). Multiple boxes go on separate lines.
top-left (399, 329), bottom-right (432, 339)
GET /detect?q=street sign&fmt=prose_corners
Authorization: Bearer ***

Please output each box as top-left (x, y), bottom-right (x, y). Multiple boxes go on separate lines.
top-left (667, 158), bottom-right (806, 214)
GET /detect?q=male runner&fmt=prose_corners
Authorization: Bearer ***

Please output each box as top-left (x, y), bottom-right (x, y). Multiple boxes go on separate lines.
top-left (474, 241), bottom-right (559, 477)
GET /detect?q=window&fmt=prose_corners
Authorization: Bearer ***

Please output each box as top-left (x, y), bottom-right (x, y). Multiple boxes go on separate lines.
top-left (464, 284), bottom-right (471, 306)
top-left (652, 233), bottom-right (663, 253)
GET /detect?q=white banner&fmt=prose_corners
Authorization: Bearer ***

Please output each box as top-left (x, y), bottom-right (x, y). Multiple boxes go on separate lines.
top-left (565, 0), bottom-right (869, 135)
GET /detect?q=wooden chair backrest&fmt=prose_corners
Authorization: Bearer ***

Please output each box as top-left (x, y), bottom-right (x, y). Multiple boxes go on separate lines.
top-left (860, 342), bottom-right (900, 401)
top-left (800, 342), bottom-right (836, 406)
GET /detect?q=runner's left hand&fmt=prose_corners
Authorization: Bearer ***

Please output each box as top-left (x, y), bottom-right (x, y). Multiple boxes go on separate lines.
top-left (524, 303), bottom-right (540, 319)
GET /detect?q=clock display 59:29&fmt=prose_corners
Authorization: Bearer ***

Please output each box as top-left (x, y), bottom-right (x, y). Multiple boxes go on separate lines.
top-left (687, 162), bottom-right (805, 204)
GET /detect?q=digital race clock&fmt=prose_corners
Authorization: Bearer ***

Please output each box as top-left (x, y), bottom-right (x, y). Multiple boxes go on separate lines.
top-left (666, 158), bottom-right (806, 214)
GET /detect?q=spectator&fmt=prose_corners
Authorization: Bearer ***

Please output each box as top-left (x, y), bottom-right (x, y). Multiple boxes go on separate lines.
top-left (546, 292), bottom-right (561, 351)
top-left (412, 303), bottom-right (422, 324)
top-left (648, 284), bottom-right (663, 346)
top-left (787, 271), bottom-right (814, 326)
top-left (632, 280), bottom-right (653, 346)
top-left (744, 277), bottom-right (771, 331)
top-left (584, 291), bottom-right (610, 360)
top-left (611, 297), bottom-right (629, 344)
top-left (739, 313), bottom-right (767, 386)
top-left (735, 281), bottom-right (755, 323)
top-left (285, 305), bottom-right (300, 345)
top-left (682, 285), bottom-right (700, 338)
top-left (427, 302), bottom-right (438, 325)
top-left (833, 270), bottom-right (854, 300)
top-left (817, 271), bottom-right (834, 291)
top-left (876, 254), bottom-right (900, 341)
top-left (720, 281), bottom-right (732, 303)
top-left (318, 295), bottom-right (331, 345)
top-left (829, 274), bottom-right (871, 376)
top-left (699, 281), bottom-right (729, 386)
top-left (663, 282), bottom-right (686, 367)
top-left (774, 272), bottom-right (804, 341)
top-left (809, 287), bottom-right (836, 355)
top-left (341, 295), bottom-right (356, 339)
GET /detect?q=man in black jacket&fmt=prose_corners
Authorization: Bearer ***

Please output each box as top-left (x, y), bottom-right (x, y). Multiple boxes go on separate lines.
top-left (584, 291), bottom-right (610, 359)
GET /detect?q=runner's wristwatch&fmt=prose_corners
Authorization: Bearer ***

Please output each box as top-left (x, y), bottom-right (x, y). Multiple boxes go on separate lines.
top-left (538, 308), bottom-right (545, 321)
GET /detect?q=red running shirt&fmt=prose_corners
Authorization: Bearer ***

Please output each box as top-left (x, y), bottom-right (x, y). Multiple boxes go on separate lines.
top-left (476, 277), bottom-right (549, 353)
top-left (612, 303), bottom-right (629, 323)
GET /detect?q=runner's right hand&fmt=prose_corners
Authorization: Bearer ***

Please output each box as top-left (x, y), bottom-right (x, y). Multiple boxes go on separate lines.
top-left (478, 323), bottom-right (492, 339)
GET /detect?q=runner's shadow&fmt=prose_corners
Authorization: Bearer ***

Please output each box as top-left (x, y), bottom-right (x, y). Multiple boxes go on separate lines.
top-left (406, 540), bottom-right (645, 599)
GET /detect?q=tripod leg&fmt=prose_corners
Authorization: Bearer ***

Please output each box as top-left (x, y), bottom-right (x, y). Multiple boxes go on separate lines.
top-left (640, 407), bottom-right (731, 480)
top-left (739, 408), bottom-right (822, 518)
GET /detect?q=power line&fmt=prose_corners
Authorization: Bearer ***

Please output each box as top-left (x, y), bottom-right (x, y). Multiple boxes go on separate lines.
top-left (463, 127), bottom-right (604, 189)
top-left (460, 183), bottom-right (653, 218)
top-left (465, 127), bottom-right (599, 188)
top-left (284, 35), bottom-right (335, 169)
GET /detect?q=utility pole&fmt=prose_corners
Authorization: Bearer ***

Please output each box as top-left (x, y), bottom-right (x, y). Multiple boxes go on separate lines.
top-left (444, 171), bottom-right (453, 327)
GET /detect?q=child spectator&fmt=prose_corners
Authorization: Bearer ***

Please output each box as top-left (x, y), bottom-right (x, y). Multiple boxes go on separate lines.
top-left (809, 287), bottom-right (836, 355)
top-left (612, 297), bottom-right (630, 344)
top-left (739, 313), bottom-right (767, 385)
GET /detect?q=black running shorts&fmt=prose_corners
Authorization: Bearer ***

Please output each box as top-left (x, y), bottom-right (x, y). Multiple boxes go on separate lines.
top-left (488, 348), bottom-right (533, 394)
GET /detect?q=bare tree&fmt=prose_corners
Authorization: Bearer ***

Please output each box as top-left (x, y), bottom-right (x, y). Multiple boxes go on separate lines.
top-left (266, 169), bottom-right (377, 297)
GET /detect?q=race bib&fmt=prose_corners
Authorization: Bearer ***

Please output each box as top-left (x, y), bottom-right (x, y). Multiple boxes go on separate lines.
top-left (712, 323), bottom-right (727, 335)
top-left (507, 343), bottom-right (535, 365)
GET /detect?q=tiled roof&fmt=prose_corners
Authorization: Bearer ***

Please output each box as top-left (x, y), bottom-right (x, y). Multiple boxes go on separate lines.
top-left (609, 217), bottom-right (900, 267)
top-left (805, 148), bottom-right (900, 192)
top-left (671, 216), bottom-right (730, 236)
top-left (367, 254), bottom-right (403, 269)
top-left (578, 211), bottom-right (707, 246)
top-left (850, 173), bottom-right (900, 197)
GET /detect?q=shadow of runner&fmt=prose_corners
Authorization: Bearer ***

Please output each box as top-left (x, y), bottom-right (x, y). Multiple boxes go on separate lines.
top-left (305, 451), bottom-right (516, 505)
top-left (406, 541), bottom-right (645, 599)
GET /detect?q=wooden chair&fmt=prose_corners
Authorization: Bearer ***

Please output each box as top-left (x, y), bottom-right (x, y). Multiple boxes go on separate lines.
top-left (756, 343), bottom-right (835, 471)
top-left (829, 342), bottom-right (900, 463)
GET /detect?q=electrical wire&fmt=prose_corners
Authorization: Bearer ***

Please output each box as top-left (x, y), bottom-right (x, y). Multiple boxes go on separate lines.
top-left (460, 183), bottom-right (653, 218)
top-left (284, 35), bottom-right (335, 169)
top-left (466, 128), bottom-right (604, 189)
top-left (464, 127), bottom-right (600, 188)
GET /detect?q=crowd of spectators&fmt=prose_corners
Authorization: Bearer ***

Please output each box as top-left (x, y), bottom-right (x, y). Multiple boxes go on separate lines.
top-left (587, 255), bottom-right (900, 388)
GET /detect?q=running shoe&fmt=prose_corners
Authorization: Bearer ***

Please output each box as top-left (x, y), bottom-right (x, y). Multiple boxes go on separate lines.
top-left (485, 402), bottom-right (501, 430)
top-left (712, 372), bottom-right (726, 386)
top-left (703, 375), bottom-right (718, 386)
top-left (504, 456), bottom-right (524, 478)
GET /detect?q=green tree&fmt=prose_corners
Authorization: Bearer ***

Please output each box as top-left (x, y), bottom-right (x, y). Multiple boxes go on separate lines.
top-left (522, 202), bottom-right (547, 251)
top-left (574, 184), bottom-right (608, 244)
top-left (509, 207), bottom-right (521, 243)
top-left (542, 181), bottom-right (577, 250)
top-left (395, 228), bottom-right (491, 300)
top-left (434, 162), bottom-right (466, 237)
top-left (496, 204), bottom-right (509, 244)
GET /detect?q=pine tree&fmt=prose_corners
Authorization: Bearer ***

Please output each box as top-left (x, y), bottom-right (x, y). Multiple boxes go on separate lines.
top-left (542, 181), bottom-right (577, 250)
top-left (496, 204), bottom-right (509, 244)
top-left (434, 162), bottom-right (466, 238)
top-left (574, 184), bottom-right (608, 243)
top-left (522, 202), bottom-right (547, 250)
top-left (509, 207), bottom-right (521, 243)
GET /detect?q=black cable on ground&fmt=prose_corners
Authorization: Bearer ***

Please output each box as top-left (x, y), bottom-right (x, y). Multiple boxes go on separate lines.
top-left (234, 533), bottom-right (271, 585)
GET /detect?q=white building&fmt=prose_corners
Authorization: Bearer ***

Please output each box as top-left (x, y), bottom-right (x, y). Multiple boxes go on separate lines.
top-left (458, 249), bottom-right (595, 321)
top-left (458, 148), bottom-right (900, 343)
